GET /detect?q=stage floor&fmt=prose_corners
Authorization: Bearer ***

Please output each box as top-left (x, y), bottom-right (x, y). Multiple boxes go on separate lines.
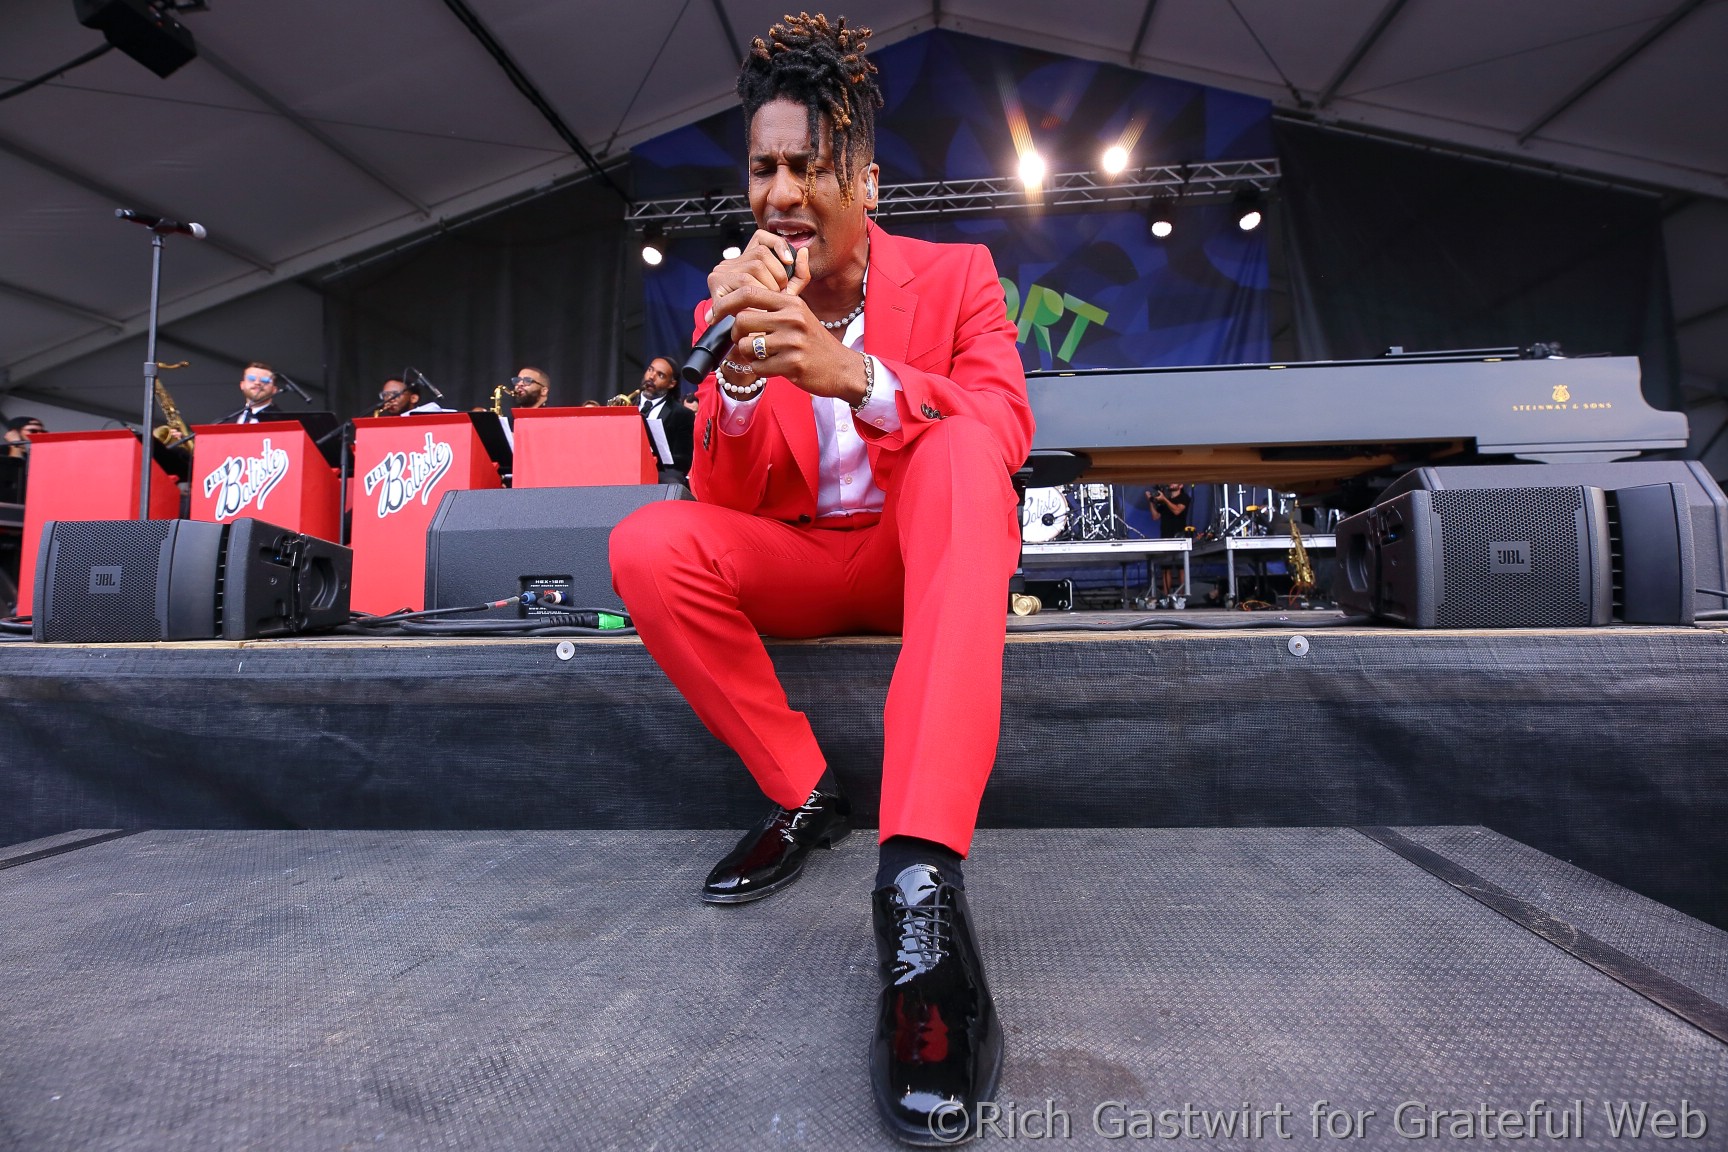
top-left (2, 826), bottom-right (1723, 1150)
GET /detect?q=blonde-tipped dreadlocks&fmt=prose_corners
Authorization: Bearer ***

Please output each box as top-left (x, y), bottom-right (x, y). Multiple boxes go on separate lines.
top-left (737, 13), bottom-right (883, 203)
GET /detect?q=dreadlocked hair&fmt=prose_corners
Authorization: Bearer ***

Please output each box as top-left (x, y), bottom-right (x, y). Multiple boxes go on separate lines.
top-left (738, 12), bottom-right (883, 204)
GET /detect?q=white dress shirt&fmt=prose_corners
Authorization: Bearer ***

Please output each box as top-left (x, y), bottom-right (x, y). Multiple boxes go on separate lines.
top-left (718, 307), bottom-right (903, 520)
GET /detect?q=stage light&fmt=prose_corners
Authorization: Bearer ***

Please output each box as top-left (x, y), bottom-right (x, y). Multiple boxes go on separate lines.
top-left (1233, 190), bottom-right (1264, 232)
top-left (1148, 197), bottom-right (1176, 239)
top-left (1102, 145), bottom-right (1129, 175)
top-left (1018, 150), bottom-right (1046, 188)
top-left (721, 222), bottom-right (745, 261)
top-left (641, 222), bottom-right (665, 266)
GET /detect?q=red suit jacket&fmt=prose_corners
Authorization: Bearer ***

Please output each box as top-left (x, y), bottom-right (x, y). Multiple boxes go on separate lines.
top-left (688, 220), bottom-right (1034, 513)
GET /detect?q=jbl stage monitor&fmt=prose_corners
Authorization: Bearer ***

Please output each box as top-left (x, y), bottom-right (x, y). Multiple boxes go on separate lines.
top-left (425, 485), bottom-right (693, 617)
top-left (1334, 486), bottom-right (1614, 628)
top-left (33, 519), bottom-right (351, 642)
top-left (1382, 461), bottom-right (1727, 619)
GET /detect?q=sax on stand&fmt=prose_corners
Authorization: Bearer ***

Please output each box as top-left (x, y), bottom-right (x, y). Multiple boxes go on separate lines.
top-left (1287, 498), bottom-right (1316, 604)
top-left (151, 360), bottom-right (194, 453)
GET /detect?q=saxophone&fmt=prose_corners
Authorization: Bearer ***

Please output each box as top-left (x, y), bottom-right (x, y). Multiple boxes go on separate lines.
top-left (607, 388), bottom-right (642, 407)
top-left (1287, 498), bottom-right (1315, 603)
top-left (490, 382), bottom-right (512, 415)
top-left (151, 361), bottom-right (194, 451)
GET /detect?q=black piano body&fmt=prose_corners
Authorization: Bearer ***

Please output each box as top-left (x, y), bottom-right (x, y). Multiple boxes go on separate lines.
top-left (1028, 353), bottom-right (1689, 493)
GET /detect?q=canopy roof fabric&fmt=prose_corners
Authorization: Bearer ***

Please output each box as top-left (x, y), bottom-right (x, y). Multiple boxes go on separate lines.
top-left (1, 0), bottom-right (1723, 431)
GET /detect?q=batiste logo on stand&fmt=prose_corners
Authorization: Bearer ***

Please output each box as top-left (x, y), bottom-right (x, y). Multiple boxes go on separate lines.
top-left (363, 432), bottom-right (453, 518)
top-left (201, 437), bottom-right (290, 520)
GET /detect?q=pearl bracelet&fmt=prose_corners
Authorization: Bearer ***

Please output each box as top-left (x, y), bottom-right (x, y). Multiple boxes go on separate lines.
top-left (717, 362), bottom-right (765, 399)
top-left (849, 352), bottom-right (876, 412)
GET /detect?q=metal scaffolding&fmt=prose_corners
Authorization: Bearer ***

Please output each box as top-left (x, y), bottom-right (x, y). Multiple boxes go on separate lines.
top-left (627, 158), bottom-right (1280, 234)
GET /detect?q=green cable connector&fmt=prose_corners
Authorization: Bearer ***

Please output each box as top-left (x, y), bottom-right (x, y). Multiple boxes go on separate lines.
top-left (597, 612), bottom-right (629, 630)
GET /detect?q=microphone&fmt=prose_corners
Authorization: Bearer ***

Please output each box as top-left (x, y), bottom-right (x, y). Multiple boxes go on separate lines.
top-left (115, 208), bottom-right (206, 239)
top-left (273, 372), bottom-right (314, 403)
top-left (681, 250), bottom-right (796, 386)
top-left (682, 315), bottom-right (734, 387)
top-left (404, 367), bottom-right (444, 399)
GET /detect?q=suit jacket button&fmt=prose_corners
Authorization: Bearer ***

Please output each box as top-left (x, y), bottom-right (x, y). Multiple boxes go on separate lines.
top-left (798, 514), bottom-right (812, 524)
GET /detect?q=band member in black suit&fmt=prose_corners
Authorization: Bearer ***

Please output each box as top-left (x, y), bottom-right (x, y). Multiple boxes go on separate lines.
top-left (637, 356), bottom-right (694, 484)
top-left (220, 362), bottom-right (280, 424)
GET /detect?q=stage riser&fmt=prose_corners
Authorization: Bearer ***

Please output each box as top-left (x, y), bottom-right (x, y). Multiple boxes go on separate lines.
top-left (1, 628), bottom-right (1724, 927)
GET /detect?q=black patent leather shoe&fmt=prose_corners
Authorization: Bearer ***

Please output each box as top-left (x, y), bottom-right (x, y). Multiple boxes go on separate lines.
top-left (700, 787), bottom-right (851, 904)
top-left (870, 864), bottom-right (1004, 1146)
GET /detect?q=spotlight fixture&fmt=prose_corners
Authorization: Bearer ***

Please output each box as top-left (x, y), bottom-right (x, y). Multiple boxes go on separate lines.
top-left (641, 222), bottom-right (665, 266)
top-left (1018, 150), bottom-right (1047, 189)
top-left (721, 222), bottom-right (745, 261)
top-left (1233, 189), bottom-right (1265, 232)
top-left (1148, 197), bottom-right (1176, 239)
top-left (1101, 145), bottom-right (1129, 176)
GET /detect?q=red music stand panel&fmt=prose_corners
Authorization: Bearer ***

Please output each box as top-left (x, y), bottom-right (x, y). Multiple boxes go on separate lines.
top-left (188, 422), bottom-right (340, 542)
top-left (349, 415), bottom-right (503, 614)
top-left (512, 407), bottom-right (656, 488)
top-left (16, 430), bottom-right (181, 616)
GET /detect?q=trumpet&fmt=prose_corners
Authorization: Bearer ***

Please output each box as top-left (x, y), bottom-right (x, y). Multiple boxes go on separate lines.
top-left (607, 388), bottom-right (642, 407)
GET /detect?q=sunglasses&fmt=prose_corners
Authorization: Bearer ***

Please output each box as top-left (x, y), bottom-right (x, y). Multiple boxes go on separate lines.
top-left (244, 373), bottom-right (274, 384)
top-left (509, 376), bottom-right (543, 386)
top-left (378, 390), bottom-right (408, 401)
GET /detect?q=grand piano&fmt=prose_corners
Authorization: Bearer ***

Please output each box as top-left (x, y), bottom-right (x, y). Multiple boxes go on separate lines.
top-left (1027, 351), bottom-right (1689, 492)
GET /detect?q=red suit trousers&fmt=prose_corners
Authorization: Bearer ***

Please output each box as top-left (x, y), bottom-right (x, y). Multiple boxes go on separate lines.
top-left (609, 414), bottom-right (1020, 855)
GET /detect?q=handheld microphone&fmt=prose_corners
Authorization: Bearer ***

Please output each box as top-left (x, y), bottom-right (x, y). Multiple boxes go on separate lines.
top-left (115, 209), bottom-right (206, 239)
top-left (680, 250), bottom-right (796, 386)
top-left (682, 315), bottom-right (735, 386)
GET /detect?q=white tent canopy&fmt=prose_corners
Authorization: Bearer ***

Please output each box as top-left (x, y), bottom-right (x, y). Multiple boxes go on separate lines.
top-left (1, 0), bottom-right (1723, 453)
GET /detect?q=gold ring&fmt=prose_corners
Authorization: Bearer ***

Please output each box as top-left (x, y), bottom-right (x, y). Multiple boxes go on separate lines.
top-left (752, 334), bottom-right (769, 361)
top-left (715, 285), bottom-right (730, 298)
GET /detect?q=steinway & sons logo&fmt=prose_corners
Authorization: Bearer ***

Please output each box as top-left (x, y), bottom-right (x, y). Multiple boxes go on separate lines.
top-left (363, 432), bottom-right (453, 518)
top-left (201, 437), bottom-right (290, 520)
top-left (1511, 381), bottom-right (1612, 414)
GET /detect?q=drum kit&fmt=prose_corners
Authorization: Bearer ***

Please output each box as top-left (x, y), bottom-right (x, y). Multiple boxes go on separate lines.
top-left (1019, 484), bottom-right (1126, 543)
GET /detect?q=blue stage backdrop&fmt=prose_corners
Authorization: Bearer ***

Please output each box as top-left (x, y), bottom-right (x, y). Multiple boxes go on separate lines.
top-left (633, 30), bottom-right (1270, 558)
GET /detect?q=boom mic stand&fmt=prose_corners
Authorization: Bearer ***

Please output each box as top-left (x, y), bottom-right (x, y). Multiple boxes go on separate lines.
top-left (118, 208), bottom-right (205, 520)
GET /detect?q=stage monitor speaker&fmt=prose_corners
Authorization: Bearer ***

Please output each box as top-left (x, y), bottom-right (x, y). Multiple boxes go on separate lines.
top-left (425, 485), bottom-right (693, 618)
top-left (32, 519), bottom-right (351, 642)
top-left (1334, 486), bottom-right (1615, 628)
top-left (73, 0), bottom-right (197, 78)
top-left (1382, 461), bottom-right (1727, 618)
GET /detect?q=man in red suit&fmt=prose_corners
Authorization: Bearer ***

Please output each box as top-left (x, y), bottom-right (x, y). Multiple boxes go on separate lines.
top-left (610, 14), bottom-right (1031, 1142)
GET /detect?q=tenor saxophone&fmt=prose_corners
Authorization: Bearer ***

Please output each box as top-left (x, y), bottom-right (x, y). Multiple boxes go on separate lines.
top-left (607, 388), bottom-right (642, 407)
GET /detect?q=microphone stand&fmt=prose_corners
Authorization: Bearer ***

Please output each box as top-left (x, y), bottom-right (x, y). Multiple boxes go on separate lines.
top-left (137, 228), bottom-right (166, 521)
top-left (314, 416), bottom-right (359, 546)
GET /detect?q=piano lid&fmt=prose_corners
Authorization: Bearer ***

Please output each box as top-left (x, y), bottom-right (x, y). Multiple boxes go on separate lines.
top-left (1027, 354), bottom-right (1688, 488)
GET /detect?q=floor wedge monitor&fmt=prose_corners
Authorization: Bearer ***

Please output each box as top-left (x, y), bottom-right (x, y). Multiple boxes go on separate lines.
top-left (425, 485), bottom-right (693, 618)
top-left (1334, 486), bottom-right (1615, 628)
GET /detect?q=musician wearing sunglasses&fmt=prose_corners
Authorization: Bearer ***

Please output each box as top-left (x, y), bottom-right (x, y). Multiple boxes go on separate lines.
top-left (509, 367), bottom-right (551, 411)
top-left (377, 378), bottom-right (451, 416)
top-left (220, 362), bottom-right (280, 424)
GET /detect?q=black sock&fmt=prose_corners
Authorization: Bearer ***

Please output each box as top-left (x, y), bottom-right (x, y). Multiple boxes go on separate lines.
top-left (876, 835), bottom-right (964, 890)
